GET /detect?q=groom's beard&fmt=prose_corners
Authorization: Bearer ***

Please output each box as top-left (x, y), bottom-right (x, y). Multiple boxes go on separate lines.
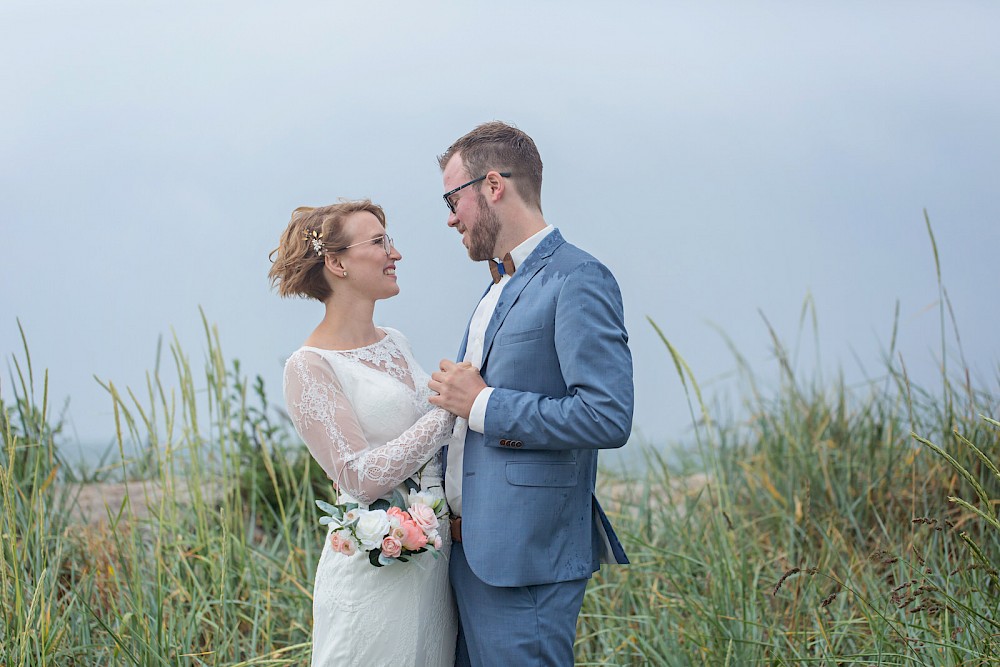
top-left (467, 192), bottom-right (502, 262)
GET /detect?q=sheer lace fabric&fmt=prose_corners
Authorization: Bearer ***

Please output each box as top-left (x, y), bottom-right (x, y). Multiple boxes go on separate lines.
top-left (283, 327), bottom-right (457, 666)
top-left (284, 328), bottom-right (454, 504)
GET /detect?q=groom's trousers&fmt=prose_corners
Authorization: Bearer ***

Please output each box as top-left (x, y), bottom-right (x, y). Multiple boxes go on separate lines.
top-left (450, 542), bottom-right (589, 667)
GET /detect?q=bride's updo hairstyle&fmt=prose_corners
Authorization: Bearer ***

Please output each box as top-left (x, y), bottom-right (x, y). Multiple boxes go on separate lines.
top-left (269, 200), bottom-right (387, 301)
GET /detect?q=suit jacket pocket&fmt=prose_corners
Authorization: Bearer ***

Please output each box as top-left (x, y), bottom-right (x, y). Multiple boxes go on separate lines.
top-left (506, 462), bottom-right (578, 487)
top-left (499, 326), bottom-right (544, 345)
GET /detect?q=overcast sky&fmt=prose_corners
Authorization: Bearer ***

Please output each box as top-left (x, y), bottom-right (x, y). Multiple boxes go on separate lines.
top-left (2, 1), bottom-right (998, 459)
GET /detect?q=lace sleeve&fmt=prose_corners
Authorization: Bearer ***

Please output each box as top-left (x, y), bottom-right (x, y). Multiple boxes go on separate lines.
top-left (283, 349), bottom-right (455, 504)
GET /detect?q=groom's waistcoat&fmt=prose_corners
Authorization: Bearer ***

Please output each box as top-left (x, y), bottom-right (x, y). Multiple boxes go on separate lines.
top-left (454, 228), bottom-right (633, 587)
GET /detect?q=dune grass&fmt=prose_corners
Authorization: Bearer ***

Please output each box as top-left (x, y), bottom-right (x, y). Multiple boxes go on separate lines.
top-left (578, 320), bottom-right (999, 665)
top-left (2, 296), bottom-right (998, 665)
top-left (2, 317), bottom-right (321, 665)
top-left (576, 216), bottom-right (1000, 664)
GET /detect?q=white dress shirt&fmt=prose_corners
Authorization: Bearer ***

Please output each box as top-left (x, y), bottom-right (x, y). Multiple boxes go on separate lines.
top-left (445, 225), bottom-right (554, 516)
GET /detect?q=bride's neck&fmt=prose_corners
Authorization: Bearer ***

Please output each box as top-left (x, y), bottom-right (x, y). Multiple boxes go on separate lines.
top-left (306, 296), bottom-right (381, 350)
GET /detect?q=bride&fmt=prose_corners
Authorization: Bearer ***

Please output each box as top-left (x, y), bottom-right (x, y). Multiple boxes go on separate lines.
top-left (269, 200), bottom-right (458, 666)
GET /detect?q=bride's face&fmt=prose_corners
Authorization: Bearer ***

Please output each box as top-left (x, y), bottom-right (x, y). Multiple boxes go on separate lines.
top-left (335, 211), bottom-right (402, 301)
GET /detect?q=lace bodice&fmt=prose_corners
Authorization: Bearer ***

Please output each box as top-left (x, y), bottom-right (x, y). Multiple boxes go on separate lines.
top-left (283, 328), bottom-right (455, 504)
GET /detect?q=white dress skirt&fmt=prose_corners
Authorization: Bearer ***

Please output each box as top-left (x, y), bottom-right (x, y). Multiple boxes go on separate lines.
top-left (283, 328), bottom-right (458, 666)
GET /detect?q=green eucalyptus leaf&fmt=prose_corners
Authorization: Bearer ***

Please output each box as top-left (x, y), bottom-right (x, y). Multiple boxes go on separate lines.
top-left (315, 499), bottom-right (339, 514)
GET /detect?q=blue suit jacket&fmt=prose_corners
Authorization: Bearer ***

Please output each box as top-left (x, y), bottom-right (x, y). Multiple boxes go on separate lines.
top-left (453, 229), bottom-right (633, 587)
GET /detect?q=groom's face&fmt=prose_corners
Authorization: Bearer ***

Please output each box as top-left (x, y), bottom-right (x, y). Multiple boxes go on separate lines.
top-left (443, 154), bottom-right (501, 261)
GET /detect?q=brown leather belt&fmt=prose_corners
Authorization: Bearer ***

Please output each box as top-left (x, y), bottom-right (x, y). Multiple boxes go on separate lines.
top-left (450, 517), bottom-right (462, 543)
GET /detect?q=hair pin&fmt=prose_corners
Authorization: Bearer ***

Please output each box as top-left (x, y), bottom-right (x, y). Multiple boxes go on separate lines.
top-left (305, 228), bottom-right (324, 257)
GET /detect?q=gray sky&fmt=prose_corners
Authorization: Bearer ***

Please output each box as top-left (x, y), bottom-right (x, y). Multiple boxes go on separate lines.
top-left (3, 1), bottom-right (999, 455)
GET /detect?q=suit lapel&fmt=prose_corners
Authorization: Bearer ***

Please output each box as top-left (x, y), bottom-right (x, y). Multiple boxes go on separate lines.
top-left (479, 229), bottom-right (565, 370)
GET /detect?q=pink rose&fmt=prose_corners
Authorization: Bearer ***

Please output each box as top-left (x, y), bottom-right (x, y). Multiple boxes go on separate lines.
top-left (330, 531), bottom-right (358, 556)
top-left (386, 507), bottom-right (410, 540)
top-left (407, 503), bottom-right (439, 533)
top-left (381, 535), bottom-right (402, 558)
top-left (400, 519), bottom-right (428, 551)
top-left (339, 536), bottom-right (358, 556)
top-left (433, 534), bottom-right (442, 550)
top-left (387, 507), bottom-right (409, 522)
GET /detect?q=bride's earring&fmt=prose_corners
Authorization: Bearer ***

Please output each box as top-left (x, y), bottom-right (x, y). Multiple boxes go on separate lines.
top-left (343, 271), bottom-right (348, 277)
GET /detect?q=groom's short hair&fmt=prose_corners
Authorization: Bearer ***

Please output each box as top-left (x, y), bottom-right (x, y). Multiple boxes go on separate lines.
top-left (438, 121), bottom-right (543, 213)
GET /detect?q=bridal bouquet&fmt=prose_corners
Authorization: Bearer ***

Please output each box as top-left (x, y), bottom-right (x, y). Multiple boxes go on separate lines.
top-left (316, 485), bottom-right (448, 567)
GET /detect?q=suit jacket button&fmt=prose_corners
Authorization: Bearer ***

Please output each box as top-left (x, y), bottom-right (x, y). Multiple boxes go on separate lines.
top-left (514, 440), bottom-right (523, 448)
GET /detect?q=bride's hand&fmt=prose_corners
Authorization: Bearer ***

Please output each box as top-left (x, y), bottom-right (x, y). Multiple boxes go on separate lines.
top-left (428, 360), bottom-right (484, 420)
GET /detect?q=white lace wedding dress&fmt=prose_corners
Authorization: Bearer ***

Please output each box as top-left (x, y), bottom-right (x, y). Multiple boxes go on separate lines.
top-left (283, 327), bottom-right (457, 666)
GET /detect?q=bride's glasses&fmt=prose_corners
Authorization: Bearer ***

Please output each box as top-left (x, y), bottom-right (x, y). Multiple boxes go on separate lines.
top-left (335, 234), bottom-right (394, 256)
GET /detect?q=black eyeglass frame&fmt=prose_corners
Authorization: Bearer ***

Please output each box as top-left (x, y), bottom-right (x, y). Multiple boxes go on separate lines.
top-left (442, 172), bottom-right (512, 214)
top-left (334, 234), bottom-right (394, 256)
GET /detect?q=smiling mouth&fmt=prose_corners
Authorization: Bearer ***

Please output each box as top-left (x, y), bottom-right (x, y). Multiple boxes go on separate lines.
top-left (384, 268), bottom-right (396, 275)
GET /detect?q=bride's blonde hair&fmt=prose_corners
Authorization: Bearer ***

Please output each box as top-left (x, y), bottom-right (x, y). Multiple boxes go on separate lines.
top-left (269, 200), bottom-right (387, 301)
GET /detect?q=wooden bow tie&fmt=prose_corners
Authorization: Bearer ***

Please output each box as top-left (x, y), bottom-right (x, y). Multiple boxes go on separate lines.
top-left (488, 254), bottom-right (516, 284)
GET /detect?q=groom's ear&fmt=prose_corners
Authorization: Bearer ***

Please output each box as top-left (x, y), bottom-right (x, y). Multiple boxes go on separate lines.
top-left (484, 171), bottom-right (506, 204)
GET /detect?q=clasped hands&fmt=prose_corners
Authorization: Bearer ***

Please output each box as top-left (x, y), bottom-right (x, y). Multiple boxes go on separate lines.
top-left (428, 359), bottom-right (486, 420)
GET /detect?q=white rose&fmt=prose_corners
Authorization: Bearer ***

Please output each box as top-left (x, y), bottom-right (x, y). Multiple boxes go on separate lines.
top-left (409, 491), bottom-right (446, 517)
top-left (354, 509), bottom-right (390, 549)
top-left (407, 489), bottom-right (441, 509)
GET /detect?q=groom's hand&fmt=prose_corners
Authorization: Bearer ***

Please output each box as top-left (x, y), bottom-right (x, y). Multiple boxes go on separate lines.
top-left (428, 360), bottom-right (485, 420)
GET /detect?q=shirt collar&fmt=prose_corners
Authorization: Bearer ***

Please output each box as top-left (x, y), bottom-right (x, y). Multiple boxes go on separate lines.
top-left (508, 225), bottom-right (554, 270)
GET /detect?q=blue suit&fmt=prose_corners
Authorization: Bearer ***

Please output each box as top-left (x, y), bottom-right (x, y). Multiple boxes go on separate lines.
top-left (448, 229), bottom-right (633, 666)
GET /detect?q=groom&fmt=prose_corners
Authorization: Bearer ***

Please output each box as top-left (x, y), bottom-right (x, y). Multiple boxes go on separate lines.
top-left (428, 121), bottom-right (634, 666)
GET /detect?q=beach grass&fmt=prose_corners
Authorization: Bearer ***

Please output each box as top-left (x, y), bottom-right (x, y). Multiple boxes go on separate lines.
top-left (578, 324), bottom-right (999, 665)
top-left (3, 295), bottom-right (998, 665)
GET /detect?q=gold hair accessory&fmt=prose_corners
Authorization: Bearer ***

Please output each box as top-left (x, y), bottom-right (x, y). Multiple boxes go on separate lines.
top-left (305, 228), bottom-right (324, 257)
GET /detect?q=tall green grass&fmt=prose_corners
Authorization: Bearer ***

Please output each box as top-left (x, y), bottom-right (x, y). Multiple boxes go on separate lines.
top-left (2, 275), bottom-right (998, 662)
top-left (2, 314), bottom-right (321, 665)
top-left (580, 328), bottom-right (999, 665)
top-left (578, 215), bottom-right (999, 665)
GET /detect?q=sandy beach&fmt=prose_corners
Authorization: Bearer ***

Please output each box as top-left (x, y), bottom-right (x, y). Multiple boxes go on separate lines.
top-left (67, 479), bottom-right (218, 524)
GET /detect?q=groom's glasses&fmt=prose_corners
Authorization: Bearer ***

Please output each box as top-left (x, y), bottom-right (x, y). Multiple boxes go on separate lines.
top-left (335, 234), bottom-right (394, 256)
top-left (443, 172), bottom-right (512, 214)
